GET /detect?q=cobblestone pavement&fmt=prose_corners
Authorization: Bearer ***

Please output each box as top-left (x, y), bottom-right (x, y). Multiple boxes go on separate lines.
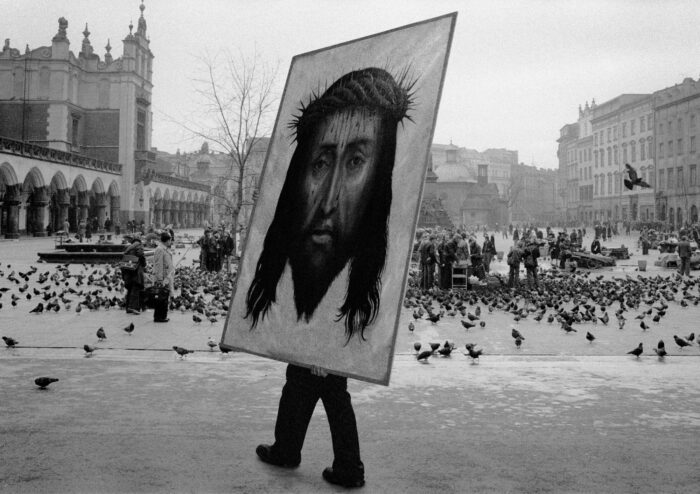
top-left (1, 231), bottom-right (700, 493)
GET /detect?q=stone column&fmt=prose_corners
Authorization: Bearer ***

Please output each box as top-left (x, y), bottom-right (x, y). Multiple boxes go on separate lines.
top-left (4, 184), bottom-right (20, 239)
top-left (32, 186), bottom-right (49, 237)
top-left (154, 200), bottom-right (162, 228)
top-left (163, 200), bottom-right (171, 226)
top-left (110, 195), bottom-right (121, 227)
top-left (178, 201), bottom-right (186, 228)
top-left (95, 193), bottom-right (107, 232)
top-left (78, 191), bottom-right (89, 223)
top-left (58, 189), bottom-right (70, 231)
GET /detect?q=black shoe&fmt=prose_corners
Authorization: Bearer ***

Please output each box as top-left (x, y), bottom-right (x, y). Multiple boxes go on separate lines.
top-left (322, 467), bottom-right (365, 488)
top-left (154, 318), bottom-right (169, 323)
top-left (255, 444), bottom-right (299, 468)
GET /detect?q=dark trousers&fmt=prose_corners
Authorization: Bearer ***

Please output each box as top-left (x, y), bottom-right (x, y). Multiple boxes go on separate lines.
top-left (125, 284), bottom-right (141, 311)
top-left (271, 364), bottom-right (363, 474)
top-left (153, 290), bottom-right (169, 320)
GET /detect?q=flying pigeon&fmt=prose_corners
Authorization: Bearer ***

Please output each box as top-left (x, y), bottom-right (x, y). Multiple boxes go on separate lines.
top-left (624, 163), bottom-right (651, 190)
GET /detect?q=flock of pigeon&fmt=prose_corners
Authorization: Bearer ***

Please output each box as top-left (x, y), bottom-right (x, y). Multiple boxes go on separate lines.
top-left (404, 267), bottom-right (700, 364)
top-left (0, 260), bottom-right (237, 390)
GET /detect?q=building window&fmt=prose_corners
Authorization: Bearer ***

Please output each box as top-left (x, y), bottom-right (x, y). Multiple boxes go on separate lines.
top-left (594, 134), bottom-right (598, 146)
top-left (678, 139), bottom-right (683, 155)
top-left (640, 116), bottom-right (645, 132)
top-left (71, 115), bottom-right (80, 151)
top-left (669, 120), bottom-right (673, 134)
top-left (648, 140), bottom-right (654, 159)
top-left (607, 173), bottom-right (612, 194)
top-left (631, 120), bottom-right (636, 135)
top-left (659, 143), bottom-right (664, 158)
top-left (614, 145), bottom-right (618, 165)
top-left (659, 122), bottom-right (664, 134)
top-left (622, 122), bottom-right (627, 137)
top-left (678, 167), bottom-right (684, 188)
top-left (600, 174), bottom-right (605, 196)
top-left (691, 136), bottom-right (696, 153)
top-left (668, 140), bottom-right (673, 157)
top-left (622, 144), bottom-right (628, 163)
top-left (607, 147), bottom-right (612, 166)
top-left (691, 165), bottom-right (697, 185)
top-left (691, 114), bottom-right (696, 129)
top-left (640, 140), bottom-right (646, 160)
top-left (678, 117), bottom-right (683, 133)
top-left (658, 169), bottom-right (665, 190)
top-left (631, 142), bottom-right (636, 162)
top-left (667, 169), bottom-right (674, 189)
top-left (607, 128), bottom-right (611, 142)
top-left (136, 109), bottom-right (146, 151)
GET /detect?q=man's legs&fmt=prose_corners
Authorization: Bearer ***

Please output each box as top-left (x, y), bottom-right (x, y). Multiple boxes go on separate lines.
top-left (153, 292), bottom-right (169, 321)
top-left (320, 374), bottom-right (364, 480)
top-left (268, 365), bottom-right (320, 465)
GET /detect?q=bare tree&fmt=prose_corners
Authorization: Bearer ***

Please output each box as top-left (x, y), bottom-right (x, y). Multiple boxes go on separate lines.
top-left (179, 50), bottom-right (278, 251)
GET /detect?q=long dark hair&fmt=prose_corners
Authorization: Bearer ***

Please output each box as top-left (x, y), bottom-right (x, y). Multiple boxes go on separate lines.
top-left (245, 67), bottom-right (414, 342)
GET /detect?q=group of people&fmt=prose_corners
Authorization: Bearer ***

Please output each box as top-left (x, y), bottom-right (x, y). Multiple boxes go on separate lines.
top-left (197, 228), bottom-right (235, 272)
top-left (416, 229), bottom-right (497, 290)
top-left (120, 230), bottom-right (175, 323)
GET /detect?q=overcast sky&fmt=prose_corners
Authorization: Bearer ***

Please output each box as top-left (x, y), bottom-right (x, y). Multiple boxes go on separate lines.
top-left (5, 0), bottom-right (700, 169)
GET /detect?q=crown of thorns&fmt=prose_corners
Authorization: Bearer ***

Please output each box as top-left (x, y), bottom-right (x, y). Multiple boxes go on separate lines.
top-left (289, 67), bottom-right (416, 139)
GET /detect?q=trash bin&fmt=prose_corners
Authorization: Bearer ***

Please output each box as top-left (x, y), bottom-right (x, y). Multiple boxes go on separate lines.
top-left (638, 260), bottom-right (647, 271)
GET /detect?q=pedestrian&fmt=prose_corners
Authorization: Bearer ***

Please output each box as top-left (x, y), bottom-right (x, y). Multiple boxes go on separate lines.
top-left (152, 232), bottom-right (174, 323)
top-left (591, 236), bottom-right (601, 255)
top-left (197, 229), bottom-right (211, 272)
top-left (104, 216), bottom-right (112, 232)
top-left (121, 236), bottom-right (146, 314)
top-left (256, 364), bottom-right (365, 488)
top-left (507, 243), bottom-right (522, 288)
top-left (678, 235), bottom-right (691, 276)
top-left (62, 218), bottom-right (70, 237)
top-left (78, 218), bottom-right (86, 242)
top-left (114, 218), bottom-right (121, 236)
top-left (418, 233), bottom-right (438, 290)
top-left (523, 241), bottom-right (540, 288)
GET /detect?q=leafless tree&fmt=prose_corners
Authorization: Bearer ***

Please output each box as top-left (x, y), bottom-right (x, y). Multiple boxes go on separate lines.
top-left (179, 50), bottom-right (278, 250)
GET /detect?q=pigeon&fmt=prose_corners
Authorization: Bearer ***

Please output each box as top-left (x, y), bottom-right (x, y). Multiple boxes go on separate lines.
top-left (511, 327), bottom-right (525, 340)
top-left (29, 303), bottom-right (44, 314)
top-left (413, 342), bottom-right (422, 352)
top-left (624, 163), bottom-right (651, 190)
top-left (96, 327), bottom-right (106, 341)
top-left (2, 336), bottom-right (18, 348)
top-left (218, 344), bottom-right (231, 354)
top-left (673, 335), bottom-right (691, 349)
top-left (427, 313), bottom-right (441, 324)
top-left (429, 342), bottom-right (441, 352)
top-left (465, 344), bottom-right (483, 362)
top-left (173, 346), bottom-right (194, 358)
top-left (83, 344), bottom-right (96, 356)
top-left (408, 322), bottom-right (415, 332)
top-left (627, 342), bottom-right (643, 358)
top-left (514, 336), bottom-right (523, 349)
top-left (599, 312), bottom-right (609, 325)
top-left (193, 314), bottom-right (202, 324)
top-left (461, 320), bottom-right (475, 330)
top-left (686, 332), bottom-right (695, 343)
top-left (640, 321), bottom-right (649, 331)
top-left (416, 350), bottom-right (433, 362)
top-left (207, 337), bottom-right (218, 351)
top-left (123, 322), bottom-right (135, 335)
top-left (438, 345), bottom-right (453, 357)
top-left (586, 331), bottom-right (595, 343)
top-left (35, 377), bottom-right (59, 389)
top-left (479, 321), bottom-right (486, 328)
top-left (653, 340), bottom-right (667, 359)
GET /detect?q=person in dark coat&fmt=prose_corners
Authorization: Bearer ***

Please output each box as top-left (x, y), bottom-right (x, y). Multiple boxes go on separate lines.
top-left (419, 233), bottom-right (438, 290)
top-left (121, 237), bottom-right (146, 314)
top-left (591, 236), bottom-right (602, 255)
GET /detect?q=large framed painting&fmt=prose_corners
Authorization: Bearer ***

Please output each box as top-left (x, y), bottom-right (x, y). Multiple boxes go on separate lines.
top-left (221, 13), bottom-right (456, 384)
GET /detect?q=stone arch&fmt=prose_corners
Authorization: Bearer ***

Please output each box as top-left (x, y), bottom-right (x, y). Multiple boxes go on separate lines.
top-left (71, 175), bottom-right (88, 192)
top-left (0, 162), bottom-right (20, 237)
top-left (0, 162), bottom-right (19, 186)
top-left (68, 175), bottom-right (89, 233)
top-left (48, 172), bottom-right (69, 234)
top-left (20, 168), bottom-right (48, 236)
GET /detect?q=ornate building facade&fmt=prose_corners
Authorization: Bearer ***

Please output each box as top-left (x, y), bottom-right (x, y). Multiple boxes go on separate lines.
top-left (0, 3), bottom-right (209, 237)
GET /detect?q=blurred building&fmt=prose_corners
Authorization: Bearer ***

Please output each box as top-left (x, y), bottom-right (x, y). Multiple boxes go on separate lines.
top-left (510, 163), bottom-right (559, 224)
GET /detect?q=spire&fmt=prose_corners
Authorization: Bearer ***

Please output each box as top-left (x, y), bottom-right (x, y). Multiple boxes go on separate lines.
top-left (104, 39), bottom-right (112, 63)
top-left (137, 1), bottom-right (147, 36)
top-left (52, 17), bottom-right (68, 42)
top-left (80, 23), bottom-right (93, 58)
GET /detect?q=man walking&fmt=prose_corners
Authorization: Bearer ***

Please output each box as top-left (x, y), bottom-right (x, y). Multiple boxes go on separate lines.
top-left (153, 232), bottom-right (174, 322)
top-left (678, 235), bottom-right (691, 276)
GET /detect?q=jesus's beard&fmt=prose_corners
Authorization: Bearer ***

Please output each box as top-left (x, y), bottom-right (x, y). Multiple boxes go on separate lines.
top-left (288, 233), bottom-right (351, 324)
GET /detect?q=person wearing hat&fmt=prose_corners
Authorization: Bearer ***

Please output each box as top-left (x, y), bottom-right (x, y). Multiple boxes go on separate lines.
top-left (122, 236), bottom-right (146, 314)
top-left (153, 231), bottom-right (174, 322)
